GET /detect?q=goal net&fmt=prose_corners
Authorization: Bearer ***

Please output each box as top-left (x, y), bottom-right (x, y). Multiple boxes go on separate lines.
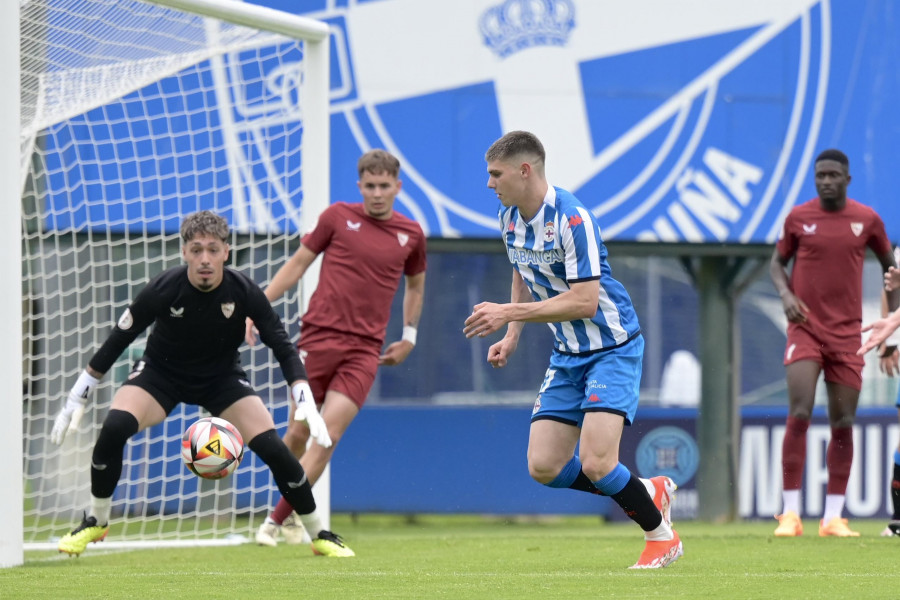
top-left (21, 0), bottom-right (330, 549)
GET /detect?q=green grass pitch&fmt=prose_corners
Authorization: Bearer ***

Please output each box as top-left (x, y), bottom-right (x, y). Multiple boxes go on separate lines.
top-left (4, 515), bottom-right (899, 599)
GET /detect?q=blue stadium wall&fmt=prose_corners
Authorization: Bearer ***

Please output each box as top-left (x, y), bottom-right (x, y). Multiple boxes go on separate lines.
top-left (327, 405), bottom-right (900, 521)
top-left (127, 404), bottom-right (900, 520)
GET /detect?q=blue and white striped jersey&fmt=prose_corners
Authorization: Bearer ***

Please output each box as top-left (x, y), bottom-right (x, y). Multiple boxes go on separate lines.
top-left (499, 186), bottom-right (640, 354)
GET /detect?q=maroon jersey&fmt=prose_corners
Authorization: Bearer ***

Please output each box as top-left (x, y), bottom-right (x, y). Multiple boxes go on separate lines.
top-left (776, 197), bottom-right (890, 347)
top-left (299, 202), bottom-right (426, 346)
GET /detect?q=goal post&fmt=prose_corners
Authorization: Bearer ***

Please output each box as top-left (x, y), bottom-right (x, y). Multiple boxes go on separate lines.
top-left (1, 0), bottom-right (22, 571)
top-left (19, 0), bottom-right (331, 552)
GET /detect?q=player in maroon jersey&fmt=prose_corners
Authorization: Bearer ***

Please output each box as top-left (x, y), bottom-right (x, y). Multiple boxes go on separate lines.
top-left (246, 149), bottom-right (427, 547)
top-left (770, 149), bottom-right (898, 537)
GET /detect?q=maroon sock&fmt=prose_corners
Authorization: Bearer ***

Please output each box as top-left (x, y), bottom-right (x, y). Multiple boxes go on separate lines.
top-left (270, 496), bottom-right (294, 525)
top-left (782, 416), bottom-right (810, 491)
top-left (826, 426), bottom-right (854, 495)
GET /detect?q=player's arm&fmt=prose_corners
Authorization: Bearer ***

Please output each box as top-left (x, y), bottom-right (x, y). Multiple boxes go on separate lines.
top-left (464, 276), bottom-right (598, 339)
top-left (379, 270), bottom-right (426, 366)
top-left (876, 249), bottom-right (900, 313)
top-left (264, 244), bottom-right (318, 302)
top-left (245, 244), bottom-right (318, 345)
top-left (885, 266), bottom-right (900, 292)
top-left (504, 270), bottom-right (531, 342)
top-left (875, 286), bottom-right (900, 375)
top-left (471, 270), bottom-right (531, 368)
top-left (860, 311), bottom-right (900, 356)
top-left (874, 248), bottom-right (900, 361)
top-left (769, 247), bottom-right (808, 323)
top-left (249, 284), bottom-right (332, 447)
top-left (250, 284), bottom-right (309, 384)
top-left (51, 287), bottom-right (158, 445)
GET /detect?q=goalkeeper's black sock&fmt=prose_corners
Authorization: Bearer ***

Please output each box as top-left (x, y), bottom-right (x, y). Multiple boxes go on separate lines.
top-left (249, 429), bottom-right (316, 515)
top-left (91, 409), bottom-right (139, 499)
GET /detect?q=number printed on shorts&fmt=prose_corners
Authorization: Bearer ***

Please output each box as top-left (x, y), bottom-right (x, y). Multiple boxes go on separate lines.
top-left (538, 368), bottom-right (557, 394)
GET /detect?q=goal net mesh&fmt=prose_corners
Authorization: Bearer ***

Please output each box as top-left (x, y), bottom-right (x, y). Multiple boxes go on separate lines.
top-left (21, 0), bottom-right (324, 547)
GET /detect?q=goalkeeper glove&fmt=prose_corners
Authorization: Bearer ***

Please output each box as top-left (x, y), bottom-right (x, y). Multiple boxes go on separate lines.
top-left (51, 370), bottom-right (99, 445)
top-left (291, 381), bottom-right (332, 448)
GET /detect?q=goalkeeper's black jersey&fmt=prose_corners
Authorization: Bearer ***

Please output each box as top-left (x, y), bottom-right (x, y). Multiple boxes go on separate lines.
top-left (89, 266), bottom-right (305, 384)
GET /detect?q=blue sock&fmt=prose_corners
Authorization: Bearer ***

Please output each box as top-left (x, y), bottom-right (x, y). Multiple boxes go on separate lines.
top-left (598, 465), bottom-right (664, 531)
top-left (546, 456), bottom-right (601, 494)
top-left (593, 463), bottom-right (631, 496)
top-left (546, 456), bottom-right (582, 488)
top-left (893, 449), bottom-right (900, 466)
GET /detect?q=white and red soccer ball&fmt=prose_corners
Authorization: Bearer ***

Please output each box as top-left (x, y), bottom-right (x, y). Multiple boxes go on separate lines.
top-left (181, 417), bottom-right (244, 480)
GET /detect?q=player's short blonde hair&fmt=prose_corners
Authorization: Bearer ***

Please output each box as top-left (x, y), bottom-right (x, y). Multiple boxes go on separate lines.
top-left (180, 210), bottom-right (229, 244)
top-left (485, 130), bottom-right (545, 170)
top-left (358, 149), bottom-right (401, 178)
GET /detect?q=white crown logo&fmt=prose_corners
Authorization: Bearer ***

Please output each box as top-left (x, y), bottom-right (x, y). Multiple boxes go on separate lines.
top-left (480, 0), bottom-right (576, 59)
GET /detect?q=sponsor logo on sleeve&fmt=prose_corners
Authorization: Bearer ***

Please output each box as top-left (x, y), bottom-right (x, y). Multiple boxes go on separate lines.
top-left (117, 308), bottom-right (134, 330)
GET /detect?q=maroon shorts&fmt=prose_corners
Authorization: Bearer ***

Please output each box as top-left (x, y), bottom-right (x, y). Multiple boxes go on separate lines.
top-left (783, 326), bottom-right (864, 391)
top-left (299, 329), bottom-right (380, 409)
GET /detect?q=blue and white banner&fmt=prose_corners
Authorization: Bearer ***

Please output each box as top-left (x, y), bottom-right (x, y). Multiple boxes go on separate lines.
top-left (272, 0), bottom-right (900, 241)
top-left (44, 0), bottom-right (900, 242)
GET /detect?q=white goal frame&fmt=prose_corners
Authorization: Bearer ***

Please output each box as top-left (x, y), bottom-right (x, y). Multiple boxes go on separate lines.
top-left (12, 0), bottom-right (331, 562)
top-left (1, 0), bottom-right (22, 571)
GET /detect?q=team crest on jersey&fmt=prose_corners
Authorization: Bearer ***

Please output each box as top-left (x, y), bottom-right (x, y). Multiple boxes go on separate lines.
top-left (543, 222), bottom-right (555, 242)
top-left (117, 308), bottom-right (133, 330)
top-left (221, 302), bottom-right (235, 318)
top-left (850, 222), bottom-right (863, 237)
top-left (397, 232), bottom-right (409, 247)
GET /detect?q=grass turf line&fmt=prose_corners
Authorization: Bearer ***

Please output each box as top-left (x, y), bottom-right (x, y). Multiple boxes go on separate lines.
top-left (5, 514), bottom-right (899, 599)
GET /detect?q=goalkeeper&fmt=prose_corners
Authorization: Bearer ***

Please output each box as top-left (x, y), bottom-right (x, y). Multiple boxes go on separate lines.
top-left (51, 210), bottom-right (354, 558)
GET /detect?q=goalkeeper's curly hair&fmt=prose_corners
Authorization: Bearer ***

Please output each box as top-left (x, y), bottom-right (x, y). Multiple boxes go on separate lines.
top-left (180, 210), bottom-right (229, 244)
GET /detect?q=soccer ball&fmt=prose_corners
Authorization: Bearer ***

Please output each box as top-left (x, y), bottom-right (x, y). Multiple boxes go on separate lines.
top-left (181, 417), bottom-right (244, 480)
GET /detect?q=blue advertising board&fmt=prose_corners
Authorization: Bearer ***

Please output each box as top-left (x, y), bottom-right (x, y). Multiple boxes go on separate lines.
top-left (326, 405), bottom-right (898, 521)
top-left (41, 0), bottom-right (900, 242)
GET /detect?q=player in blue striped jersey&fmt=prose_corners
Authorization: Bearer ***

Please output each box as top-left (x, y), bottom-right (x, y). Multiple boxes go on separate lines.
top-left (464, 131), bottom-right (682, 569)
